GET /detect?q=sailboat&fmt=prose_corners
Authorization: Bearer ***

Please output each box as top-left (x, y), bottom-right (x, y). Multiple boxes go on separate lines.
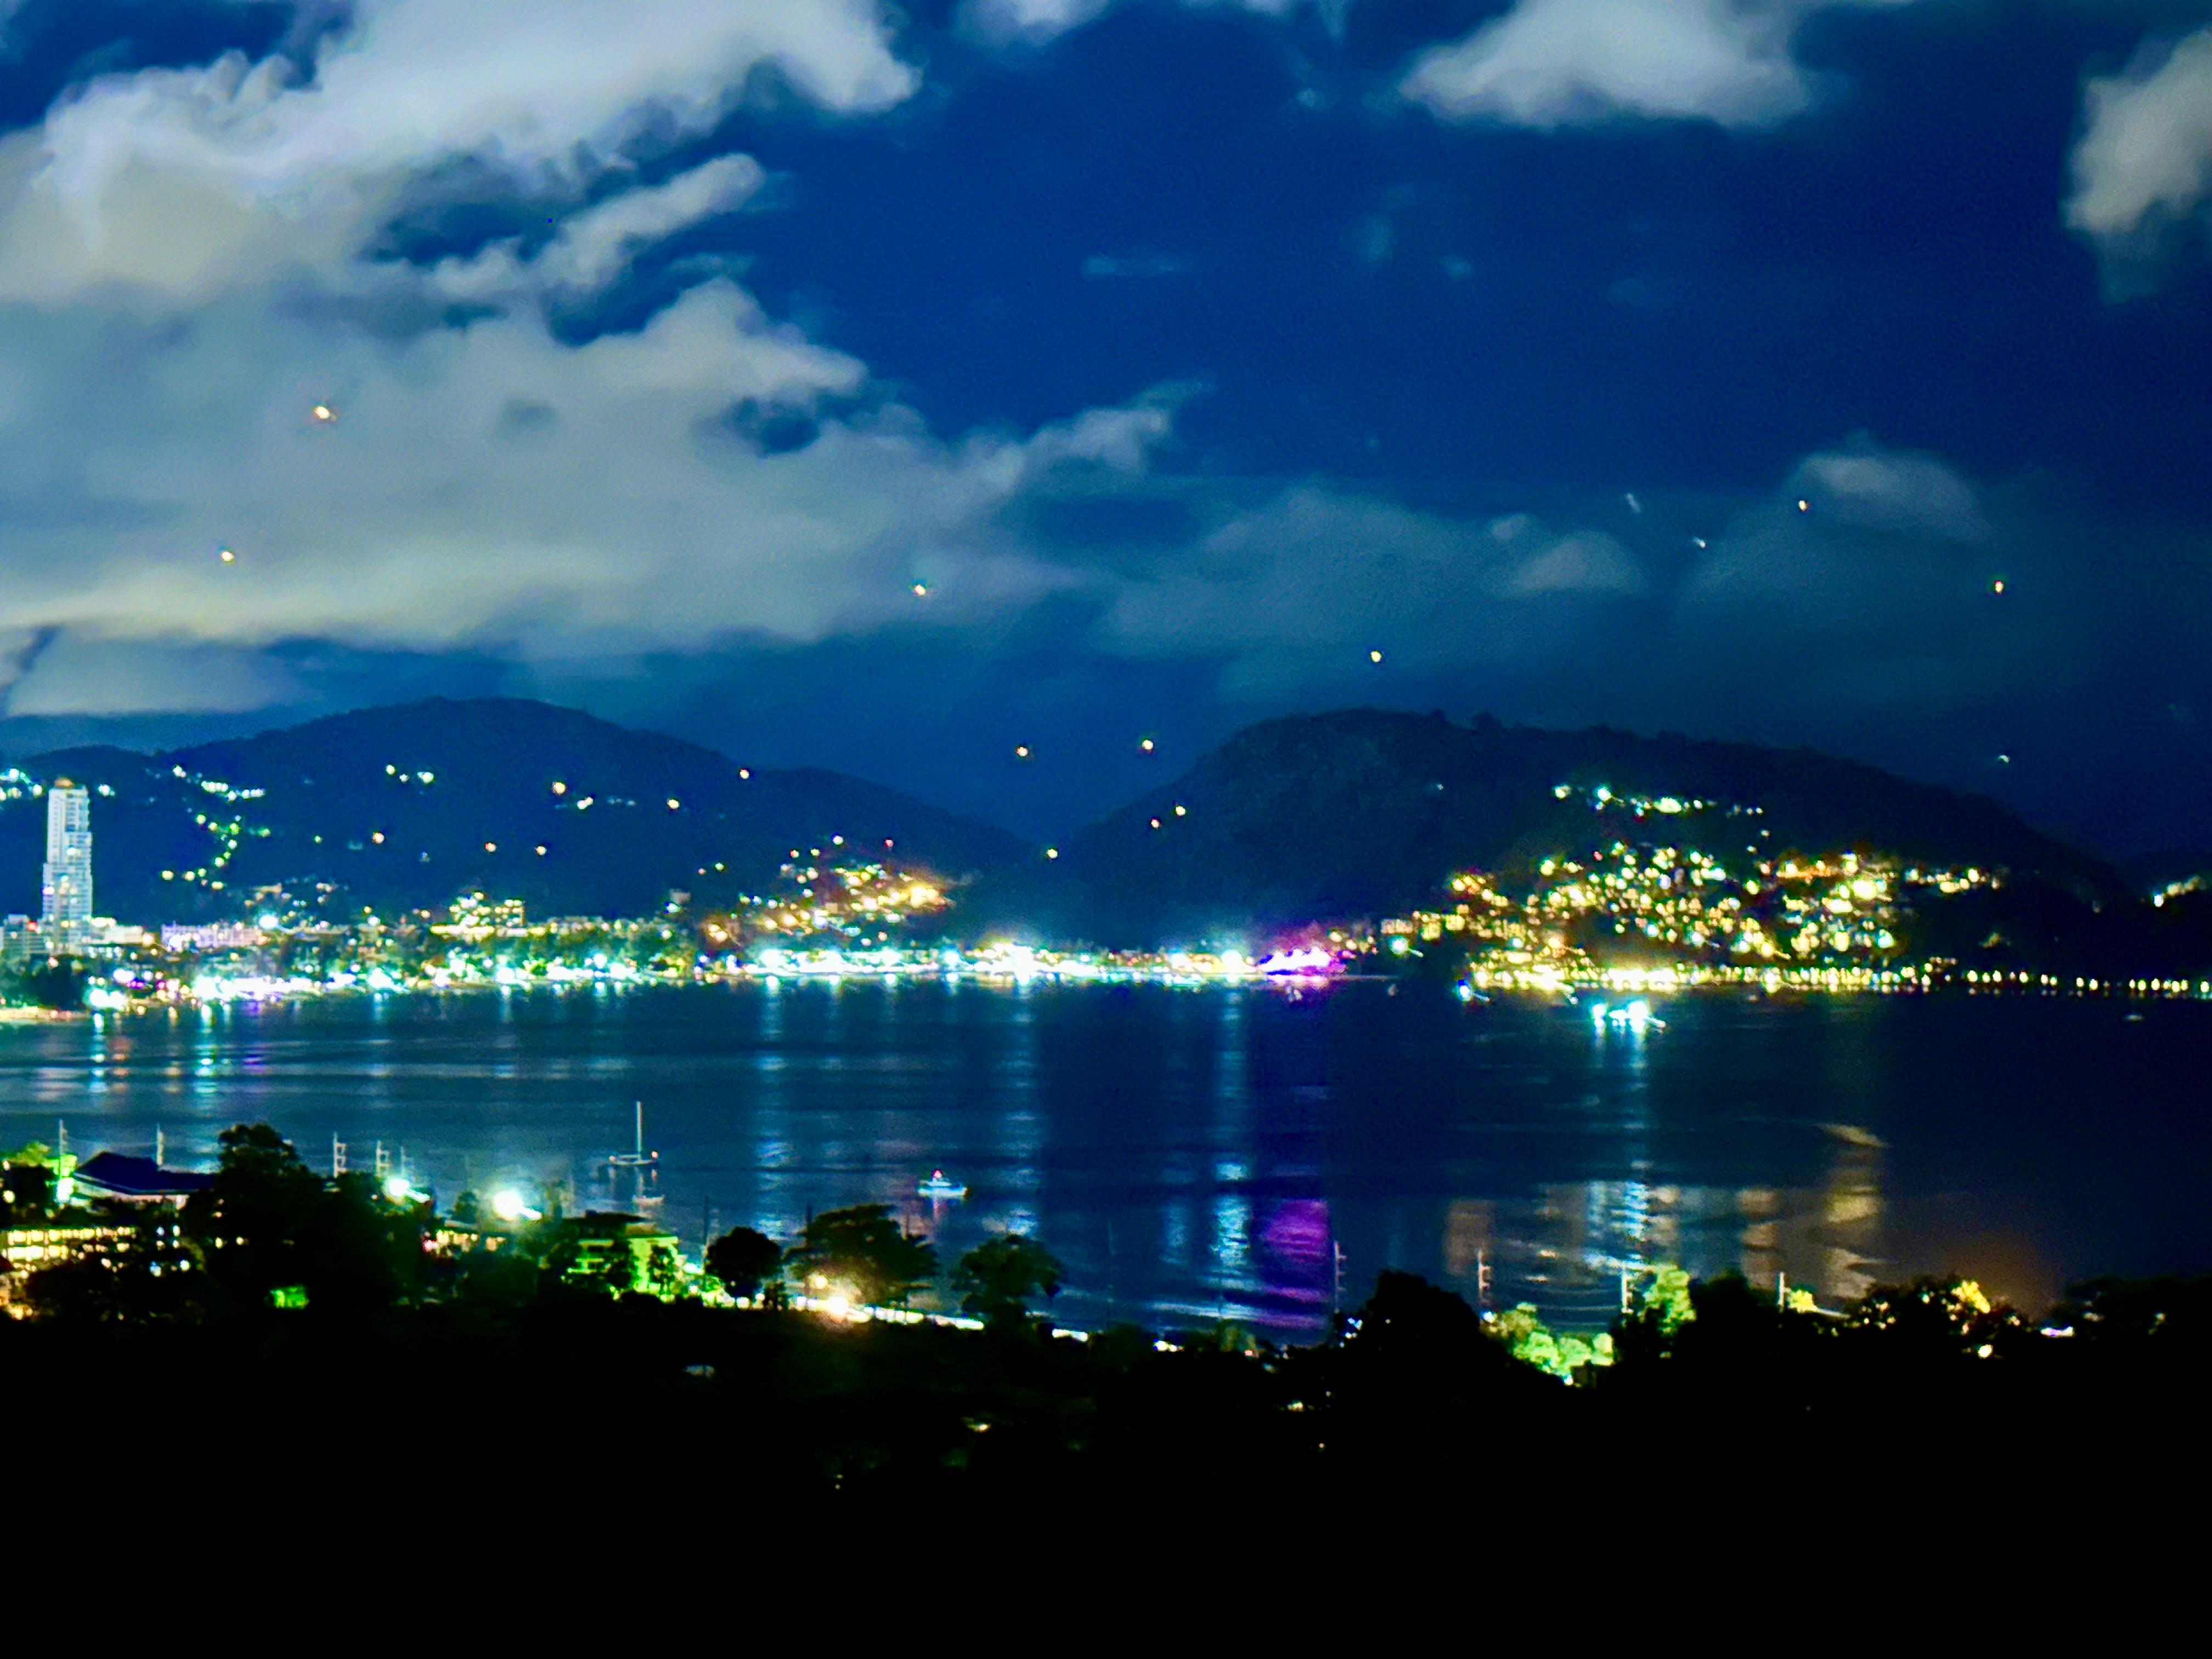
top-left (600, 1101), bottom-right (663, 1207)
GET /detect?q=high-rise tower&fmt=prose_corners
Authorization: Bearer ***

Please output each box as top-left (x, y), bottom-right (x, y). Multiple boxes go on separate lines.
top-left (41, 782), bottom-right (92, 938)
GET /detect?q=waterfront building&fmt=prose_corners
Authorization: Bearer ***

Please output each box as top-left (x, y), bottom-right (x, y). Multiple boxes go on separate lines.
top-left (430, 1220), bottom-right (512, 1256)
top-left (443, 892), bottom-right (528, 934)
top-left (0, 1214), bottom-right (190, 1314)
top-left (555, 1210), bottom-right (681, 1284)
top-left (1, 1219), bottom-right (133, 1275)
top-left (40, 784), bottom-right (92, 949)
top-left (72, 1152), bottom-right (213, 1206)
top-left (160, 922), bottom-right (268, 954)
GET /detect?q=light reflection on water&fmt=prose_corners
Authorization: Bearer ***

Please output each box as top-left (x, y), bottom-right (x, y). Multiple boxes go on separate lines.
top-left (1, 982), bottom-right (2207, 1331)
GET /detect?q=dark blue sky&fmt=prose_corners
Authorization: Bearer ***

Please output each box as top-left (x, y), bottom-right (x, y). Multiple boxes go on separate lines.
top-left (0, 1), bottom-right (2208, 854)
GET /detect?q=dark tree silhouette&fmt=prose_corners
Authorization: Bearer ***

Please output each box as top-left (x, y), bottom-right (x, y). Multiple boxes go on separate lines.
top-left (953, 1233), bottom-right (1066, 1329)
top-left (706, 1226), bottom-right (783, 1302)
top-left (180, 1124), bottom-right (420, 1313)
top-left (784, 1204), bottom-right (936, 1307)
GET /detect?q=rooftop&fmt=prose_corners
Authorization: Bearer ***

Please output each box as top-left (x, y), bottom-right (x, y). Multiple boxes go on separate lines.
top-left (73, 1152), bottom-right (213, 1200)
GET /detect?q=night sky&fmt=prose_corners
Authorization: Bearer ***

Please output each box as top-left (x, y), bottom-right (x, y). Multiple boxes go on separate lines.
top-left (0, 0), bottom-right (2207, 853)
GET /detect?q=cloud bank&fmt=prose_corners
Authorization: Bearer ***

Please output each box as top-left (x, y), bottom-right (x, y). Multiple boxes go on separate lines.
top-left (0, 0), bottom-right (1193, 718)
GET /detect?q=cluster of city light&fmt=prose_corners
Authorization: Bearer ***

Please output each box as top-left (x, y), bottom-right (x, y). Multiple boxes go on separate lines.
top-left (1390, 792), bottom-right (2012, 992)
top-left (190, 973), bottom-right (325, 1003)
top-left (438, 892), bottom-right (528, 935)
top-left (730, 860), bottom-right (949, 944)
top-left (68, 896), bottom-right (706, 1009)
top-left (1405, 849), bottom-right (1916, 964)
top-left (2153, 875), bottom-right (2202, 909)
top-left (1553, 782), bottom-right (1764, 822)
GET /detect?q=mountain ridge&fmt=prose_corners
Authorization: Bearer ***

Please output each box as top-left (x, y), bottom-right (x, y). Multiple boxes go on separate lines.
top-left (1, 698), bottom-right (2142, 945)
top-left (982, 708), bottom-right (2125, 944)
top-left (1, 697), bottom-right (1024, 923)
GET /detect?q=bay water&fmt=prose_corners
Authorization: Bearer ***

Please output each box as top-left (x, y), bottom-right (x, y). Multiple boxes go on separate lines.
top-left (4, 981), bottom-right (2207, 1334)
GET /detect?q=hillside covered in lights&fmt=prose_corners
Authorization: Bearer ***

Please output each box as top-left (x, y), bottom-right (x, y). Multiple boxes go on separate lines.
top-left (991, 710), bottom-right (2182, 966)
top-left (0, 698), bottom-right (1022, 925)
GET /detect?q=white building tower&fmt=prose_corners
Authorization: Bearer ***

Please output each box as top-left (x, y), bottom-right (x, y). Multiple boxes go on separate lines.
top-left (41, 782), bottom-right (92, 941)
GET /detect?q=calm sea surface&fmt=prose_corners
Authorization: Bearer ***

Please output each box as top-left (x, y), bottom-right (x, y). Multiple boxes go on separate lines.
top-left (4, 982), bottom-right (2207, 1333)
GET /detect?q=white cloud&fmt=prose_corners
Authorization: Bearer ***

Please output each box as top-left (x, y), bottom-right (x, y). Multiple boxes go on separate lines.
top-left (0, 0), bottom-right (914, 302)
top-left (1660, 439), bottom-right (2072, 723)
top-left (966, 0), bottom-right (1116, 44)
top-left (2066, 26), bottom-right (2212, 258)
top-left (1095, 488), bottom-right (1649, 695)
top-left (1500, 529), bottom-right (1646, 595)
top-left (426, 154), bottom-right (767, 304)
top-left (964, 0), bottom-right (1338, 47)
top-left (1401, 0), bottom-right (1909, 130)
top-left (1792, 439), bottom-right (1989, 543)
top-left (4, 636), bottom-right (298, 716)
top-left (1074, 438), bottom-right (2089, 723)
top-left (1019, 401), bottom-right (1177, 473)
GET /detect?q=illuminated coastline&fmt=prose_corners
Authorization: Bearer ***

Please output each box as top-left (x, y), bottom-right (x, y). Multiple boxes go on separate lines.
top-left (10, 774), bottom-right (2209, 1014)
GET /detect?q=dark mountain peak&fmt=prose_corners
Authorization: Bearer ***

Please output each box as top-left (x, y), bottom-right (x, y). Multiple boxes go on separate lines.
top-left (3, 744), bottom-right (145, 787)
top-left (164, 696), bottom-right (717, 781)
top-left (1003, 708), bottom-right (2120, 943)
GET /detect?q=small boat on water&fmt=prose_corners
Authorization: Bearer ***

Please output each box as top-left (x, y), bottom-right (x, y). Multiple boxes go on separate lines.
top-left (918, 1169), bottom-right (968, 1201)
top-left (598, 1101), bottom-right (663, 1207)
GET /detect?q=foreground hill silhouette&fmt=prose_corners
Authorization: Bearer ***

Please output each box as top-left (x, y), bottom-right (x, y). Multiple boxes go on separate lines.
top-left (1, 698), bottom-right (1022, 922)
top-left (995, 709), bottom-right (2126, 944)
top-left (9, 1120), bottom-right (2206, 1531)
